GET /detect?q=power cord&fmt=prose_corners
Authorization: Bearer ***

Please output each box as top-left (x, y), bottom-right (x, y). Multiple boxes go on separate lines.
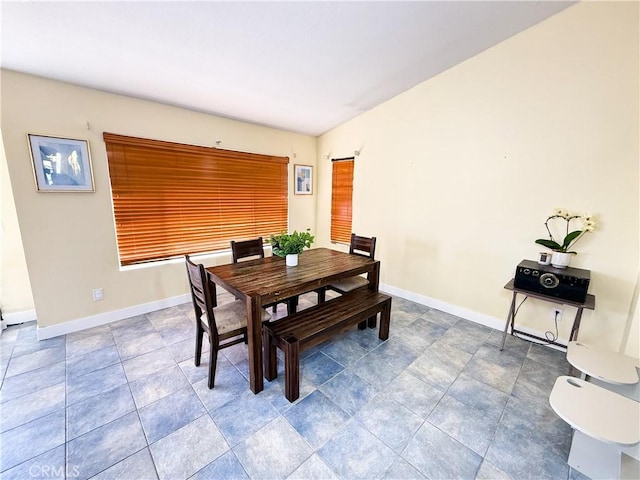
top-left (511, 297), bottom-right (559, 346)
top-left (545, 311), bottom-right (560, 343)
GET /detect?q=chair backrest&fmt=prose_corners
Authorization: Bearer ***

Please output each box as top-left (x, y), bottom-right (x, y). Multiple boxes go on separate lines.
top-left (185, 254), bottom-right (218, 338)
top-left (231, 237), bottom-right (265, 263)
top-left (349, 233), bottom-right (376, 259)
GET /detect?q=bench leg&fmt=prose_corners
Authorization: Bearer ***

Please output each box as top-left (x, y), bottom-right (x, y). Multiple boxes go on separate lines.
top-left (367, 315), bottom-right (377, 329)
top-left (378, 300), bottom-right (391, 340)
top-left (263, 328), bottom-right (278, 381)
top-left (283, 337), bottom-right (300, 402)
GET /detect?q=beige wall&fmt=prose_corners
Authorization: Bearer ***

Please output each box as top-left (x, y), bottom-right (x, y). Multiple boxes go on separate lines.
top-left (1, 71), bottom-right (317, 328)
top-left (2, 2), bottom-right (638, 357)
top-left (1, 128), bottom-right (35, 317)
top-left (317, 1), bottom-right (639, 356)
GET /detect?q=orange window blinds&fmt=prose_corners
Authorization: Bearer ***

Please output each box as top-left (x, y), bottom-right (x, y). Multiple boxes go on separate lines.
top-left (103, 133), bottom-right (289, 266)
top-left (330, 158), bottom-right (354, 244)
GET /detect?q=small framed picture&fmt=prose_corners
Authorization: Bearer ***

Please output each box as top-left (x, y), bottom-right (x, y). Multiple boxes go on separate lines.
top-left (28, 134), bottom-right (95, 192)
top-left (294, 164), bottom-right (313, 195)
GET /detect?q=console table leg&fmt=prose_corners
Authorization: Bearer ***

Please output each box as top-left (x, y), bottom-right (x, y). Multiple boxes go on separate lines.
top-left (570, 307), bottom-right (585, 342)
top-left (501, 292), bottom-right (518, 351)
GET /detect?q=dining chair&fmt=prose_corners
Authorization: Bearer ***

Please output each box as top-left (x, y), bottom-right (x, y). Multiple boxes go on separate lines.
top-left (185, 254), bottom-right (270, 389)
top-left (231, 237), bottom-right (297, 315)
top-left (317, 233), bottom-right (377, 303)
top-left (230, 237), bottom-right (266, 263)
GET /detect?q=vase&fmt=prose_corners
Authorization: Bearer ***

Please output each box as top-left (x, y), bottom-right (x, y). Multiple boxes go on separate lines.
top-left (551, 252), bottom-right (572, 269)
top-left (286, 253), bottom-right (298, 267)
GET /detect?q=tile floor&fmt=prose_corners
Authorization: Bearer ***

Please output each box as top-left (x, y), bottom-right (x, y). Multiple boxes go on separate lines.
top-left (0, 292), bottom-right (586, 480)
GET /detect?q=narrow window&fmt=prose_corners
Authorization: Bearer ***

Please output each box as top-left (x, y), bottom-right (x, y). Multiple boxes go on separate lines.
top-left (330, 157), bottom-right (354, 244)
top-left (103, 133), bottom-right (288, 266)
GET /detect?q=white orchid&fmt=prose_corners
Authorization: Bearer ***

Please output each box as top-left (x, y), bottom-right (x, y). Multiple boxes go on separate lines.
top-left (582, 217), bottom-right (596, 230)
top-left (553, 208), bottom-right (569, 218)
top-left (536, 209), bottom-right (596, 254)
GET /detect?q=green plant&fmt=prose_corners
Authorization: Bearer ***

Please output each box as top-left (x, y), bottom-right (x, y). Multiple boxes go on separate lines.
top-left (535, 208), bottom-right (596, 254)
top-left (269, 229), bottom-right (315, 257)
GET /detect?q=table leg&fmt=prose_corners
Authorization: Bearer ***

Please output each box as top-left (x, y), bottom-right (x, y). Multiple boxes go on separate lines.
top-left (501, 292), bottom-right (518, 351)
top-left (287, 296), bottom-right (299, 315)
top-left (247, 295), bottom-right (264, 394)
top-left (569, 307), bottom-right (585, 342)
top-left (317, 287), bottom-right (326, 304)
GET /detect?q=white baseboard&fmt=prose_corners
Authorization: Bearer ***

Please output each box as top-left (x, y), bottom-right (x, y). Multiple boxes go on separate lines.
top-left (30, 283), bottom-right (567, 351)
top-left (380, 282), bottom-right (505, 331)
top-left (3, 309), bottom-right (37, 325)
top-left (380, 282), bottom-right (567, 351)
top-left (36, 294), bottom-right (190, 340)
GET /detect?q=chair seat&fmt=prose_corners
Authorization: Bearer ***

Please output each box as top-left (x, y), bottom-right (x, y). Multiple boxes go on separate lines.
top-left (205, 300), bottom-right (271, 335)
top-left (567, 341), bottom-right (640, 386)
top-left (550, 376), bottom-right (640, 447)
top-left (329, 276), bottom-right (368, 293)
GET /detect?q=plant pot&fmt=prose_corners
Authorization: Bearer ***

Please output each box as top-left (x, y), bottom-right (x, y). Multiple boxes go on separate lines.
top-left (286, 253), bottom-right (298, 267)
top-left (551, 252), bottom-right (572, 269)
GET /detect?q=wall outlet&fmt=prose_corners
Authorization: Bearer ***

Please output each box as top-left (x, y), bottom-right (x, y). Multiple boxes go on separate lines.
top-left (92, 288), bottom-right (104, 302)
top-left (551, 308), bottom-right (563, 322)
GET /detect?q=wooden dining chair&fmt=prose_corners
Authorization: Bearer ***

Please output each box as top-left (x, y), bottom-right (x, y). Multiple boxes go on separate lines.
top-left (185, 254), bottom-right (270, 389)
top-left (231, 237), bottom-right (297, 315)
top-left (230, 237), bottom-right (266, 263)
top-left (317, 233), bottom-right (377, 303)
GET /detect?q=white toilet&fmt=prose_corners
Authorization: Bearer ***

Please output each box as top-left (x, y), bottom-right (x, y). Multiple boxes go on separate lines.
top-left (549, 342), bottom-right (640, 479)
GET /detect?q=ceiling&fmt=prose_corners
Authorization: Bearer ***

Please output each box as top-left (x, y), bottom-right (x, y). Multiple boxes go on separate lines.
top-left (1, 1), bottom-right (574, 137)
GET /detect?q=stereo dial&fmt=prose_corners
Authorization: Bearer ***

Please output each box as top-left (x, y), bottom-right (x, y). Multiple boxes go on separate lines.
top-left (539, 273), bottom-right (559, 289)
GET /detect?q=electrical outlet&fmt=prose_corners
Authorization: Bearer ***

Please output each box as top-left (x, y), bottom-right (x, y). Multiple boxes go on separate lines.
top-left (551, 308), bottom-right (563, 322)
top-left (92, 288), bottom-right (104, 302)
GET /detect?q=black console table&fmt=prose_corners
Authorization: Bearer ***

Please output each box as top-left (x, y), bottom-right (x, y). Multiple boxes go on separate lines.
top-left (500, 279), bottom-right (596, 351)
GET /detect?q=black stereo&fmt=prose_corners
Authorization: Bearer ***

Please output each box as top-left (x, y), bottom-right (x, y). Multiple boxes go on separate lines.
top-left (513, 259), bottom-right (590, 304)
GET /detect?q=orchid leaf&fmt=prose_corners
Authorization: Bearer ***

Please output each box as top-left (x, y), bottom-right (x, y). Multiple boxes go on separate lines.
top-left (535, 239), bottom-right (562, 250)
top-left (562, 230), bottom-right (583, 249)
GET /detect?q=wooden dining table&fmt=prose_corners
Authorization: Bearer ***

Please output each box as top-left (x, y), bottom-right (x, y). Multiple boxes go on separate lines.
top-left (206, 247), bottom-right (380, 393)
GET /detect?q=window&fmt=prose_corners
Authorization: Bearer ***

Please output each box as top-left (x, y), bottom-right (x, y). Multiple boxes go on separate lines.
top-left (330, 157), bottom-right (354, 243)
top-left (103, 133), bottom-right (289, 266)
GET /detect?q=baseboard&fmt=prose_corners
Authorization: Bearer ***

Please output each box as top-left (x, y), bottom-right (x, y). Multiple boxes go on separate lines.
top-left (3, 309), bottom-right (37, 325)
top-left (380, 283), bottom-right (505, 331)
top-left (36, 294), bottom-right (190, 340)
top-left (32, 283), bottom-right (567, 349)
top-left (380, 282), bottom-right (567, 351)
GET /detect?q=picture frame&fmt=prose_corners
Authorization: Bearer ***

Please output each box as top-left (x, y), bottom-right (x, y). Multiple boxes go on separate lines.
top-left (28, 134), bottom-right (95, 192)
top-left (294, 164), bottom-right (313, 195)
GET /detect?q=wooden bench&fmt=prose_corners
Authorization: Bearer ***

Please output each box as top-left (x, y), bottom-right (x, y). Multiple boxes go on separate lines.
top-left (262, 289), bottom-right (392, 402)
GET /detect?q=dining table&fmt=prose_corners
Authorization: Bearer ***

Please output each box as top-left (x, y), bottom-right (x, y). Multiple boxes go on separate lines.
top-left (206, 247), bottom-right (380, 394)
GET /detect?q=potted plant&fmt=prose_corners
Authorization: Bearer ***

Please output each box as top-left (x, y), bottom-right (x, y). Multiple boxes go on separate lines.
top-left (269, 229), bottom-right (315, 266)
top-left (535, 208), bottom-right (596, 268)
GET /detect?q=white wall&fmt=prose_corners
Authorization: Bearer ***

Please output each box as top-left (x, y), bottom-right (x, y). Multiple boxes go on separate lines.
top-left (1, 71), bottom-right (317, 331)
top-left (316, 1), bottom-right (639, 356)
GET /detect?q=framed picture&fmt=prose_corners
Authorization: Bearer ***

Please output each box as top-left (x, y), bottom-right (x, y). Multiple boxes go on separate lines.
top-left (28, 134), bottom-right (95, 192)
top-left (294, 164), bottom-right (313, 195)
